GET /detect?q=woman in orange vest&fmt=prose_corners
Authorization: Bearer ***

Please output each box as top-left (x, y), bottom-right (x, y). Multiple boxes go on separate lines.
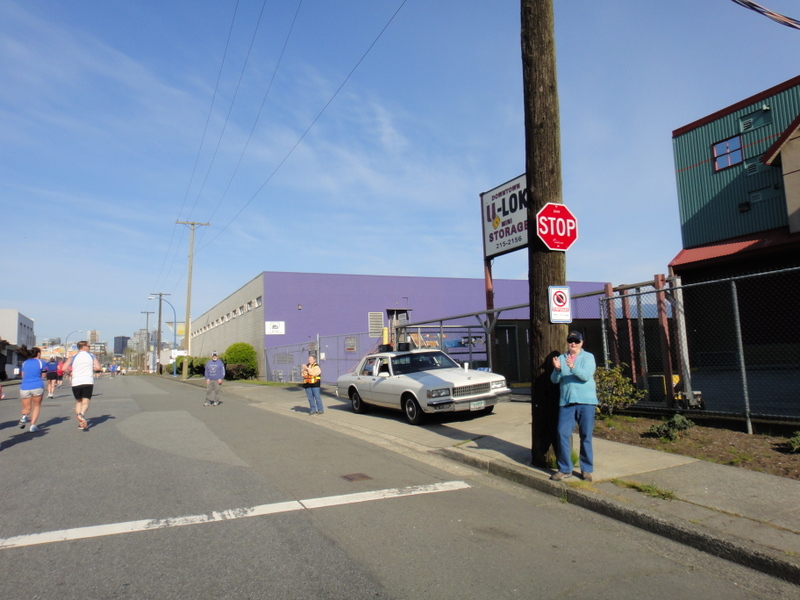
top-left (301, 355), bottom-right (324, 415)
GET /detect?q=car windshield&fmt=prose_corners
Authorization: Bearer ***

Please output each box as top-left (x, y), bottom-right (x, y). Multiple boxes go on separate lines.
top-left (391, 351), bottom-right (459, 374)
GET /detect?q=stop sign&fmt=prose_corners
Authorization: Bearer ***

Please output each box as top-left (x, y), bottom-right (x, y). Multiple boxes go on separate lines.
top-left (535, 203), bottom-right (578, 251)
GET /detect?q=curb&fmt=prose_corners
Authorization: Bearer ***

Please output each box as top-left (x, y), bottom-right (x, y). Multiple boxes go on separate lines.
top-left (437, 446), bottom-right (800, 584)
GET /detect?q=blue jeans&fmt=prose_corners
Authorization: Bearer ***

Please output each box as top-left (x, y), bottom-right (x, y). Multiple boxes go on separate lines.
top-left (305, 386), bottom-right (324, 413)
top-left (556, 403), bottom-right (595, 474)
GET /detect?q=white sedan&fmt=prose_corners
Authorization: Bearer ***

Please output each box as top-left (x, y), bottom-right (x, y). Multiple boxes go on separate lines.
top-left (336, 349), bottom-right (511, 425)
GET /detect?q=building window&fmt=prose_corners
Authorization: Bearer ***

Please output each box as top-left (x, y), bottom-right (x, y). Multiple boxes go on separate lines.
top-left (712, 136), bottom-right (743, 172)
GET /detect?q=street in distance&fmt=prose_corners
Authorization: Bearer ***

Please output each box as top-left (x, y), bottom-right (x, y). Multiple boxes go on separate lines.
top-left (336, 349), bottom-right (511, 425)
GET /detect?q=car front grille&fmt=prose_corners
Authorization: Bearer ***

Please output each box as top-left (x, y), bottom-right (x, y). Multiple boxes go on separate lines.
top-left (452, 382), bottom-right (491, 398)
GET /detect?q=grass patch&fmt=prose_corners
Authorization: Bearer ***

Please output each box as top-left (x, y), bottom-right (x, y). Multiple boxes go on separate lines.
top-left (611, 479), bottom-right (675, 500)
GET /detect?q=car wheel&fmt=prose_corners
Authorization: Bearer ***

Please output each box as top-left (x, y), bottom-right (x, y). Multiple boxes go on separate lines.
top-left (403, 395), bottom-right (425, 425)
top-left (350, 389), bottom-right (368, 414)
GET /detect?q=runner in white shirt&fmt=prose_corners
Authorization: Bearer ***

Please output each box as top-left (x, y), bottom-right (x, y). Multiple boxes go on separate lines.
top-left (63, 341), bottom-right (102, 430)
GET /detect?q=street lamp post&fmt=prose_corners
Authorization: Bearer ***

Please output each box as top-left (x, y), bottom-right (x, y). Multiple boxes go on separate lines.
top-left (63, 330), bottom-right (83, 359)
top-left (149, 296), bottom-right (178, 377)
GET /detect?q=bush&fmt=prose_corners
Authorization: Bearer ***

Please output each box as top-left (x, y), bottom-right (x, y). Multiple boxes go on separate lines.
top-left (788, 431), bottom-right (800, 453)
top-left (648, 414), bottom-right (695, 441)
top-left (595, 363), bottom-right (646, 416)
top-left (226, 363), bottom-right (257, 381)
top-left (222, 343), bottom-right (258, 380)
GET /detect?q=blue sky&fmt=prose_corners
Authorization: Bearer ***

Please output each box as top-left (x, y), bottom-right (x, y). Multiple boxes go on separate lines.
top-left (2, 0), bottom-right (798, 345)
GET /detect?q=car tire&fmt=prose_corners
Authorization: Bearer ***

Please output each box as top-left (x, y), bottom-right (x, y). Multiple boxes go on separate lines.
top-left (350, 389), bottom-right (368, 414)
top-left (403, 395), bottom-right (425, 425)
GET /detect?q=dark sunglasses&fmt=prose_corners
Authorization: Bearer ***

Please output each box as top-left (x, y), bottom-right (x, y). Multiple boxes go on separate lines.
top-left (567, 339), bottom-right (582, 344)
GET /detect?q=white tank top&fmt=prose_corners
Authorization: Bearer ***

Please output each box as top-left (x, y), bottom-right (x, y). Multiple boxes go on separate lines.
top-left (71, 351), bottom-right (96, 386)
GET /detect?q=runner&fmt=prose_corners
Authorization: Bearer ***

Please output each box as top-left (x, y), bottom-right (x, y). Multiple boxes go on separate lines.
top-left (18, 346), bottom-right (47, 433)
top-left (62, 340), bottom-right (102, 430)
top-left (45, 356), bottom-right (58, 398)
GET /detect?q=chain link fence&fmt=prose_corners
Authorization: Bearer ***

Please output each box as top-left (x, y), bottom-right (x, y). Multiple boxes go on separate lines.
top-left (265, 332), bottom-right (382, 385)
top-left (600, 267), bottom-right (800, 428)
top-left (266, 268), bottom-right (800, 426)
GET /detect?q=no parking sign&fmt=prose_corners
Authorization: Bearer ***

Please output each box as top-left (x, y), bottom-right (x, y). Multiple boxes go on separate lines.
top-left (548, 286), bottom-right (572, 323)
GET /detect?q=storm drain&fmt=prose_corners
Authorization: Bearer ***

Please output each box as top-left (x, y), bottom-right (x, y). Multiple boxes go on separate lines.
top-left (341, 473), bottom-right (372, 482)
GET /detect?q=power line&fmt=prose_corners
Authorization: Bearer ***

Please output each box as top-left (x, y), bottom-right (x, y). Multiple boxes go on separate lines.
top-left (206, 0), bottom-right (304, 226)
top-left (730, 0), bottom-right (800, 30)
top-left (149, 1), bottom-right (243, 296)
top-left (198, 0), bottom-right (409, 251)
top-left (186, 0), bottom-right (271, 222)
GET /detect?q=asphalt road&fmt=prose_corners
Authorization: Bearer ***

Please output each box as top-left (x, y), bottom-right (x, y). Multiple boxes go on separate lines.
top-left (1, 376), bottom-right (796, 599)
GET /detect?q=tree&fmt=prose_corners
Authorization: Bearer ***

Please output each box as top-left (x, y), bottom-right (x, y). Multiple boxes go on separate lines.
top-left (222, 343), bottom-right (258, 380)
top-left (522, 0), bottom-right (566, 467)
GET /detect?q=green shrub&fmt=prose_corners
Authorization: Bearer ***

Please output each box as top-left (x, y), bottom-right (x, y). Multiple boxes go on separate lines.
top-left (222, 343), bottom-right (258, 380)
top-left (787, 431), bottom-right (800, 453)
top-left (648, 414), bottom-right (695, 441)
top-left (226, 363), bottom-right (257, 381)
top-left (595, 363), bottom-right (646, 416)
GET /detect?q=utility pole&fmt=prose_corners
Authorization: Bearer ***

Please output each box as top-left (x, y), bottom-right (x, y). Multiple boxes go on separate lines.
top-left (150, 293), bottom-right (170, 375)
top-left (521, 0), bottom-right (567, 467)
top-left (176, 221), bottom-right (209, 379)
top-left (141, 311), bottom-right (154, 372)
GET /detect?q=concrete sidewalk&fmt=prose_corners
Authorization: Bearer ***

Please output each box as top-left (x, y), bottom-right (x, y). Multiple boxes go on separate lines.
top-left (216, 381), bottom-right (800, 585)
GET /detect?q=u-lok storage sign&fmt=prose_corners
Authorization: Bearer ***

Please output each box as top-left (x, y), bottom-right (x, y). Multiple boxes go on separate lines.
top-left (480, 174), bottom-right (529, 260)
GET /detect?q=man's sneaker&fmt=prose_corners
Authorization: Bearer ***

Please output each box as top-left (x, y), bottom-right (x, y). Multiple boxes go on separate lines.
top-left (581, 472), bottom-right (593, 482)
top-left (19, 414), bottom-right (29, 429)
top-left (76, 414), bottom-right (87, 429)
top-left (203, 402), bottom-right (211, 407)
top-left (29, 424), bottom-right (40, 433)
top-left (549, 471), bottom-right (572, 482)
top-left (212, 401), bottom-right (220, 406)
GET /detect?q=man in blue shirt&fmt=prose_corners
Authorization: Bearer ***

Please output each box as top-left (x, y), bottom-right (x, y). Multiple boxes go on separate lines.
top-left (204, 351), bottom-right (225, 406)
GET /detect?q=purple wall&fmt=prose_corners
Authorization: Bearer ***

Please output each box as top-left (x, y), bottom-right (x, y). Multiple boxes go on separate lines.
top-left (261, 272), bottom-right (606, 347)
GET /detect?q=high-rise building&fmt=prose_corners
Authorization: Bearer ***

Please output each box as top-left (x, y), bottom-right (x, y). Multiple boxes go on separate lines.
top-left (114, 336), bottom-right (130, 355)
top-left (88, 330), bottom-right (100, 344)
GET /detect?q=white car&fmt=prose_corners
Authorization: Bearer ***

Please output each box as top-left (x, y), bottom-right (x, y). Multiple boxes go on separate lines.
top-left (336, 349), bottom-right (511, 425)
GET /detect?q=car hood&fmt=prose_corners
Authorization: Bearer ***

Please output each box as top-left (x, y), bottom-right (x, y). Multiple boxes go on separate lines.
top-left (401, 368), bottom-right (504, 387)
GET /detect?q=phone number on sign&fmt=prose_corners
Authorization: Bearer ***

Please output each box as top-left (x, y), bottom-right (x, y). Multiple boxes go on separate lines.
top-left (492, 236), bottom-right (523, 250)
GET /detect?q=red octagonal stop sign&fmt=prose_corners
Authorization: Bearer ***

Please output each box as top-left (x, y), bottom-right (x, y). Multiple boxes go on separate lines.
top-left (535, 203), bottom-right (578, 251)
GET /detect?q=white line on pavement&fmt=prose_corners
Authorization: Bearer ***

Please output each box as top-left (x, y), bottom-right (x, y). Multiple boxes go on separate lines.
top-left (0, 480), bottom-right (471, 550)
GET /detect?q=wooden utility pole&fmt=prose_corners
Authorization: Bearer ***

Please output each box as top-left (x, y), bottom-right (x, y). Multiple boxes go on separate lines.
top-left (521, 0), bottom-right (567, 467)
top-left (176, 221), bottom-right (209, 379)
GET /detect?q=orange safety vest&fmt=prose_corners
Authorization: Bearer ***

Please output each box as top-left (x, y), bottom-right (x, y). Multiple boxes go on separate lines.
top-left (303, 363), bottom-right (321, 384)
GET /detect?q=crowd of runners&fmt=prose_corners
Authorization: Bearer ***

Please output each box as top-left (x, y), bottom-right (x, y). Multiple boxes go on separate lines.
top-left (13, 341), bottom-right (103, 433)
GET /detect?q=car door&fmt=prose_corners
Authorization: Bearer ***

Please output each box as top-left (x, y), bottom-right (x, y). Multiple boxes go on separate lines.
top-left (366, 357), bottom-right (398, 408)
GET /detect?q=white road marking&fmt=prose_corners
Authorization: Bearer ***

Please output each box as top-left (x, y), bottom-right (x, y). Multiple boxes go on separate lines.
top-left (0, 481), bottom-right (471, 550)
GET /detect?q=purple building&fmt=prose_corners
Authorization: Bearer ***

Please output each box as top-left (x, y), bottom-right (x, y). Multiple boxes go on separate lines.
top-left (190, 272), bottom-right (606, 383)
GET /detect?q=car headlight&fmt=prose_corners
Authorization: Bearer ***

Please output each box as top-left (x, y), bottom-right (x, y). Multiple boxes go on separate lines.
top-left (427, 388), bottom-right (451, 398)
top-left (491, 379), bottom-right (506, 389)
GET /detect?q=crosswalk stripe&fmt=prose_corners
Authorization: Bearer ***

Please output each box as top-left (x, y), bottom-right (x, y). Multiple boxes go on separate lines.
top-left (0, 481), bottom-right (471, 550)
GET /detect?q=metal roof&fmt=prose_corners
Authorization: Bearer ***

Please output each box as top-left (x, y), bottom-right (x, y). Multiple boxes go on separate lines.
top-left (669, 226), bottom-right (800, 269)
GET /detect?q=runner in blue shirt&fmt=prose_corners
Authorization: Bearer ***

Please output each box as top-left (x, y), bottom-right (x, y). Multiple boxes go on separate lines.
top-left (45, 357), bottom-right (58, 398)
top-left (18, 346), bottom-right (47, 433)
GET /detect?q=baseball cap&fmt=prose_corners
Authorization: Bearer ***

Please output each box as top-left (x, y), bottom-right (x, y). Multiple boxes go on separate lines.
top-left (212, 351), bottom-right (218, 356)
top-left (567, 331), bottom-right (583, 342)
